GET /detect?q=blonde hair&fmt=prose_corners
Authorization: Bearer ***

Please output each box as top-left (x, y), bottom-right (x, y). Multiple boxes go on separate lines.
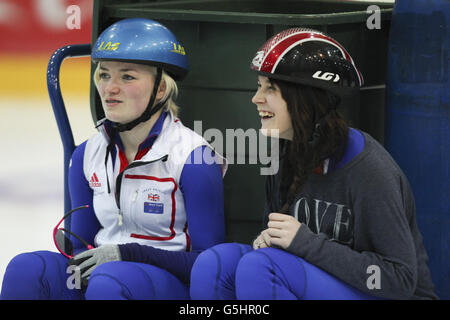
top-left (93, 62), bottom-right (180, 117)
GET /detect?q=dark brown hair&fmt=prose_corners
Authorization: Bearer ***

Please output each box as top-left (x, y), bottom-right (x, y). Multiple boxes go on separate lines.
top-left (270, 78), bottom-right (349, 213)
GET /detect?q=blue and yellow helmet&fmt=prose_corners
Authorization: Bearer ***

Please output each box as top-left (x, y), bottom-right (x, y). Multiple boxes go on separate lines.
top-left (92, 18), bottom-right (189, 81)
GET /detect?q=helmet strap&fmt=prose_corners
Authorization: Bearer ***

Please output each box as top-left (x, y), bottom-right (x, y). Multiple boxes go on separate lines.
top-left (113, 67), bottom-right (164, 133)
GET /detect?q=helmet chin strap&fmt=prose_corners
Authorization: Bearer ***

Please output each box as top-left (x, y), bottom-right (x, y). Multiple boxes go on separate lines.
top-left (113, 67), bottom-right (164, 133)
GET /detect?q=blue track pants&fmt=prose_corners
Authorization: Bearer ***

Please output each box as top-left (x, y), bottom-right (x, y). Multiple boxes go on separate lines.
top-left (190, 243), bottom-right (378, 300)
top-left (1, 251), bottom-right (189, 300)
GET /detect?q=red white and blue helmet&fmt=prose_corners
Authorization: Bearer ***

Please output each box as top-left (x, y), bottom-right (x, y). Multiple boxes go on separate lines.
top-left (250, 28), bottom-right (363, 96)
top-left (92, 18), bottom-right (189, 81)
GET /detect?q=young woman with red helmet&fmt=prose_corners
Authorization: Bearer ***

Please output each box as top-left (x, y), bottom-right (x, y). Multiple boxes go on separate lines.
top-left (190, 28), bottom-right (437, 300)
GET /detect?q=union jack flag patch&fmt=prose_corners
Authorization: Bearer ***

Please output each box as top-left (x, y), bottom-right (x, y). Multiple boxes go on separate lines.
top-left (147, 193), bottom-right (160, 202)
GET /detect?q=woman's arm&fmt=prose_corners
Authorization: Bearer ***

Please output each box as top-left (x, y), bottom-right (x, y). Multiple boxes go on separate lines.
top-left (68, 141), bottom-right (101, 252)
top-left (281, 170), bottom-right (419, 300)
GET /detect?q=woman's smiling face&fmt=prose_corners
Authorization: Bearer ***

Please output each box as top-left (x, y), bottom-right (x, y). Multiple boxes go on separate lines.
top-left (252, 76), bottom-right (293, 140)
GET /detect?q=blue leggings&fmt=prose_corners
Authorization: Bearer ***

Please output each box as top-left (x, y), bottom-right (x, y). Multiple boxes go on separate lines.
top-left (190, 243), bottom-right (378, 300)
top-left (1, 251), bottom-right (189, 300)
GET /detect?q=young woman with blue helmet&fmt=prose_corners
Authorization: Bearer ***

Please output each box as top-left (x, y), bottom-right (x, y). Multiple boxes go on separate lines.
top-left (1, 18), bottom-right (226, 300)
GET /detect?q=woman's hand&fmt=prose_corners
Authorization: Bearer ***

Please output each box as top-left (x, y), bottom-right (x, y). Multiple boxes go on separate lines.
top-left (252, 229), bottom-right (271, 250)
top-left (69, 244), bottom-right (121, 281)
top-left (266, 213), bottom-right (302, 250)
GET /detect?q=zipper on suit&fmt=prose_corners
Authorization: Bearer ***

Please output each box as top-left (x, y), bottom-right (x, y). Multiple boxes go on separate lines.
top-left (114, 154), bottom-right (169, 227)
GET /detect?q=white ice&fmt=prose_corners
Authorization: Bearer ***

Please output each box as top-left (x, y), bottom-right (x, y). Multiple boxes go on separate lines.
top-left (0, 96), bottom-right (96, 287)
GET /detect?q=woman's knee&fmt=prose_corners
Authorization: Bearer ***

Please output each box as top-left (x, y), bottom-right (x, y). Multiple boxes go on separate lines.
top-left (190, 243), bottom-right (252, 300)
top-left (235, 248), bottom-right (306, 300)
top-left (2, 252), bottom-right (45, 288)
top-left (192, 243), bottom-right (245, 276)
top-left (235, 249), bottom-right (270, 282)
top-left (85, 261), bottom-right (134, 300)
top-left (86, 261), bottom-right (188, 300)
top-left (1, 251), bottom-right (70, 300)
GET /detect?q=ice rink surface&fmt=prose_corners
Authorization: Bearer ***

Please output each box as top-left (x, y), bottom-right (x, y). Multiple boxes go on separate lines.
top-left (0, 95), bottom-right (96, 285)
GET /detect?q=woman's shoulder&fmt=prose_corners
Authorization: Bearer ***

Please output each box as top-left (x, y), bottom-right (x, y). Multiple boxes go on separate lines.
top-left (70, 132), bottom-right (107, 173)
top-left (171, 117), bottom-right (206, 144)
top-left (80, 131), bottom-right (109, 158)
top-left (163, 117), bottom-right (211, 156)
top-left (358, 132), bottom-right (403, 172)
top-left (346, 131), bottom-right (410, 187)
top-left (72, 140), bottom-right (88, 157)
top-left (165, 117), bottom-right (227, 175)
top-left (70, 141), bottom-right (88, 170)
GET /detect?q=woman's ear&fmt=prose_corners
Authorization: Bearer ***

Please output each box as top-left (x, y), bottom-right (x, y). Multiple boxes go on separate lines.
top-left (156, 79), bottom-right (167, 101)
